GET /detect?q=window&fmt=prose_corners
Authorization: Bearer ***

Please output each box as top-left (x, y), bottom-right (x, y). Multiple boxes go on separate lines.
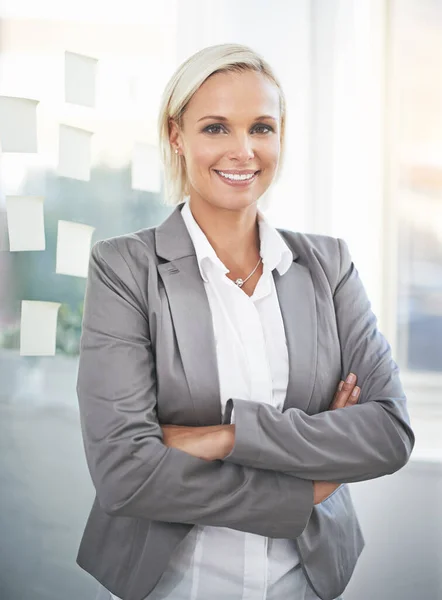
top-left (389, 0), bottom-right (442, 403)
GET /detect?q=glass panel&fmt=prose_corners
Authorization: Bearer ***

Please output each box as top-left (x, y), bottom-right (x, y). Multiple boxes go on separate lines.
top-left (0, 10), bottom-right (177, 600)
top-left (392, 0), bottom-right (442, 372)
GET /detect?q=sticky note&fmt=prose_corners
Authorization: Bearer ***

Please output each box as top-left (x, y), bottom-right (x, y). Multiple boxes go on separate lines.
top-left (55, 220), bottom-right (95, 277)
top-left (58, 124), bottom-right (92, 181)
top-left (65, 51), bottom-right (97, 108)
top-left (0, 96), bottom-right (39, 153)
top-left (20, 300), bottom-right (61, 356)
top-left (5, 195), bottom-right (45, 251)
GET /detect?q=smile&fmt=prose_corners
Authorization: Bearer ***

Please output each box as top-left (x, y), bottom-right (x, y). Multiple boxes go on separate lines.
top-left (214, 170), bottom-right (260, 187)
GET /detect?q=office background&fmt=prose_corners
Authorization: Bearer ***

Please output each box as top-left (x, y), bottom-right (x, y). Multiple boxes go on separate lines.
top-left (0, 1), bottom-right (441, 599)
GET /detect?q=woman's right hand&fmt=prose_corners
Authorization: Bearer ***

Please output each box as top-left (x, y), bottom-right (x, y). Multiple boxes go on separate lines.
top-left (313, 373), bottom-right (360, 505)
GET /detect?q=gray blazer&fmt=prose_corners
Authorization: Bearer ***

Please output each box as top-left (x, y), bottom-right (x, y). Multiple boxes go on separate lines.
top-left (76, 202), bottom-right (415, 600)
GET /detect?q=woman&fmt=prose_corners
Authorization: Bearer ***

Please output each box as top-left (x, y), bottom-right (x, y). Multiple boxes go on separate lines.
top-left (76, 43), bottom-right (415, 600)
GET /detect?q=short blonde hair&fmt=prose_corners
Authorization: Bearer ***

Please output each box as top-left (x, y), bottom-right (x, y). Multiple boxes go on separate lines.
top-left (157, 43), bottom-right (287, 208)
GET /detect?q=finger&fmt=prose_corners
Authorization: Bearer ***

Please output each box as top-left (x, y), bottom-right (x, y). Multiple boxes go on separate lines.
top-left (334, 381), bottom-right (359, 410)
top-left (344, 386), bottom-right (360, 406)
top-left (332, 380), bottom-right (344, 403)
top-left (330, 374), bottom-right (357, 410)
top-left (330, 381), bottom-right (343, 409)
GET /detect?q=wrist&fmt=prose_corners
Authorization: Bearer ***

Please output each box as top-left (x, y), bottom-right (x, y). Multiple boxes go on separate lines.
top-left (219, 426), bottom-right (235, 459)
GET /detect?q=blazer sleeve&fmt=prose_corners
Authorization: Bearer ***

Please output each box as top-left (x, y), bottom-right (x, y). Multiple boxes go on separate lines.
top-left (76, 239), bottom-right (314, 538)
top-left (221, 237), bottom-right (415, 483)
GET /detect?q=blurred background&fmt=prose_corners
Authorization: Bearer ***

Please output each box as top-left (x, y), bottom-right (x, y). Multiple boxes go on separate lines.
top-left (0, 1), bottom-right (441, 599)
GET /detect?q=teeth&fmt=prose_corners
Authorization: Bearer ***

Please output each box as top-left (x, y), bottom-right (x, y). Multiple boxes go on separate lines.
top-left (218, 171), bottom-right (256, 181)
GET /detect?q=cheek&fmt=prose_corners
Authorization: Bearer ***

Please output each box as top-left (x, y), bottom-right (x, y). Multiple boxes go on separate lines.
top-left (253, 137), bottom-right (280, 168)
top-left (191, 146), bottom-right (217, 171)
top-left (268, 137), bottom-right (281, 162)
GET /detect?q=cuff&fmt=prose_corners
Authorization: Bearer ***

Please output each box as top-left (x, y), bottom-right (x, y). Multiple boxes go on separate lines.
top-left (222, 398), bottom-right (234, 424)
top-left (221, 398), bottom-right (263, 467)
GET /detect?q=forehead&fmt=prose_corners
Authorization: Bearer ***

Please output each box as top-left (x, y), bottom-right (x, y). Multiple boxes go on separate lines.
top-left (185, 70), bottom-right (280, 120)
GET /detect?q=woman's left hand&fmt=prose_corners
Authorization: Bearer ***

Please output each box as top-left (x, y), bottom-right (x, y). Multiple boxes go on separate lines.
top-left (329, 373), bottom-right (360, 411)
top-left (161, 424), bottom-right (235, 461)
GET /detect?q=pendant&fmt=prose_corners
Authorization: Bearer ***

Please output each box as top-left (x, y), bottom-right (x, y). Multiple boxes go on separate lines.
top-left (235, 278), bottom-right (244, 287)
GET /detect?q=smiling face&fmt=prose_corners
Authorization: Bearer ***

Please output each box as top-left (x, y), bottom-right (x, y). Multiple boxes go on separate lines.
top-left (169, 69), bottom-right (281, 213)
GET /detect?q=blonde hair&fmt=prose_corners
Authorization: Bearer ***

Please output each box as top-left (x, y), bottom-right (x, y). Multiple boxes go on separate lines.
top-left (157, 43), bottom-right (286, 208)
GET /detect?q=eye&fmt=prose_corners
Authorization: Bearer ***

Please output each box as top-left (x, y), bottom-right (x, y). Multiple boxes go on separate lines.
top-left (202, 123), bottom-right (275, 135)
top-left (204, 124), bottom-right (225, 134)
top-left (254, 124), bottom-right (274, 134)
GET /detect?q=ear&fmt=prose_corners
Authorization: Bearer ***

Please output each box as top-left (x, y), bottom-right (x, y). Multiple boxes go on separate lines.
top-left (168, 117), bottom-right (181, 150)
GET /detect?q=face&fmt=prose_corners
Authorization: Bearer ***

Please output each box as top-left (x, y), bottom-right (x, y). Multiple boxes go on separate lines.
top-left (169, 69), bottom-right (281, 213)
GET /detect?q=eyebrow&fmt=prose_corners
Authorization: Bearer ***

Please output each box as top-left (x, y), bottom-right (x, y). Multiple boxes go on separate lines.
top-left (197, 114), bottom-right (277, 123)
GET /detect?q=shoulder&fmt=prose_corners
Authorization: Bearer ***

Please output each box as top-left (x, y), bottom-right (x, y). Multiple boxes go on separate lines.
top-left (277, 228), bottom-right (352, 292)
top-left (92, 226), bottom-right (156, 257)
top-left (277, 228), bottom-right (339, 256)
top-left (90, 227), bottom-right (158, 273)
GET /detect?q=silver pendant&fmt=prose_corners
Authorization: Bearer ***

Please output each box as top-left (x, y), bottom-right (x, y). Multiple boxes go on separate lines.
top-left (235, 278), bottom-right (244, 287)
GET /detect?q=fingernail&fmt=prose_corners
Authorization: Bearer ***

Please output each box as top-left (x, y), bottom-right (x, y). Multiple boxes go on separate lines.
top-left (338, 381), bottom-right (344, 391)
top-left (346, 373), bottom-right (356, 384)
top-left (351, 386), bottom-right (359, 397)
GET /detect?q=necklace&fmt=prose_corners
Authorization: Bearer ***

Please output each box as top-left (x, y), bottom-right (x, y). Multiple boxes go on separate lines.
top-left (234, 257), bottom-right (262, 288)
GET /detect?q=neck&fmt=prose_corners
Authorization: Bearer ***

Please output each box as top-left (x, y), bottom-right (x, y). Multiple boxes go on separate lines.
top-left (188, 197), bottom-right (261, 272)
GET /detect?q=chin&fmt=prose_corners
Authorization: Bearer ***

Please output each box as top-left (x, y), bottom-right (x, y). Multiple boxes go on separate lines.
top-left (210, 195), bottom-right (260, 212)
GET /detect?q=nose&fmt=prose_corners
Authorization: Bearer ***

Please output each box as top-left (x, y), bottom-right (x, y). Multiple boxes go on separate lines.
top-left (226, 133), bottom-right (255, 161)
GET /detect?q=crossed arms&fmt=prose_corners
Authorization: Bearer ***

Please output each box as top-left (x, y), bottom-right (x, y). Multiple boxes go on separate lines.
top-left (76, 237), bottom-right (415, 540)
top-left (161, 374), bottom-right (363, 504)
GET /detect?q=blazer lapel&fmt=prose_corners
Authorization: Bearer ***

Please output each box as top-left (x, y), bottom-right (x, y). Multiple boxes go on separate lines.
top-left (156, 204), bottom-right (223, 425)
top-left (157, 257), bottom-right (223, 425)
top-left (273, 254), bottom-right (317, 414)
top-left (155, 203), bottom-right (318, 424)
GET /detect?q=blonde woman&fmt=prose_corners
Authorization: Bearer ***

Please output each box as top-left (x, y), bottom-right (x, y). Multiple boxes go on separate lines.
top-left (76, 43), bottom-right (415, 600)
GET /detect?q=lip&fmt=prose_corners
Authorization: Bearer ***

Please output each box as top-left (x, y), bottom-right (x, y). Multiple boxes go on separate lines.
top-left (214, 170), bottom-right (260, 187)
top-left (215, 169), bottom-right (259, 175)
